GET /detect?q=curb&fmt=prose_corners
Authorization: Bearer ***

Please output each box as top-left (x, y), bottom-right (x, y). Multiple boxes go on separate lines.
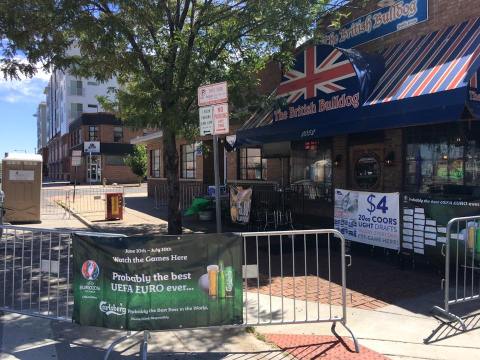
top-left (69, 209), bottom-right (98, 230)
top-left (57, 201), bottom-right (98, 231)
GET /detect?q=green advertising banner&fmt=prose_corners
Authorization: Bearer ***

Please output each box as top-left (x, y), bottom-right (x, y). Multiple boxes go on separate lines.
top-left (73, 233), bottom-right (243, 331)
top-left (402, 194), bottom-right (480, 260)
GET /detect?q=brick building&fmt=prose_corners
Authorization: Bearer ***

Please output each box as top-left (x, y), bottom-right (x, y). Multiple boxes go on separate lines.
top-left (234, 0), bottom-right (480, 241)
top-left (69, 113), bottom-right (143, 184)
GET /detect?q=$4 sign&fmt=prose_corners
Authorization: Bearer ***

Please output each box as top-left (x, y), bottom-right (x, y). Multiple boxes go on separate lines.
top-left (367, 195), bottom-right (388, 215)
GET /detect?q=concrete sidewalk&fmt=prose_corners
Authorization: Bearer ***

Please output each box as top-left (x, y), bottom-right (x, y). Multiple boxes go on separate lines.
top-left (0, 312), bottom-right (283, 360)
top-left (249, 291), bottom-right (480, 360)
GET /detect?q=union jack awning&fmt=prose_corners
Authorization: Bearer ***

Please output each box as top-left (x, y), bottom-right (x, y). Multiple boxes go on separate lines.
top-left (234, 18), bottom-right (480, 146)
top-left (365, 17), bottom-right (480, 105)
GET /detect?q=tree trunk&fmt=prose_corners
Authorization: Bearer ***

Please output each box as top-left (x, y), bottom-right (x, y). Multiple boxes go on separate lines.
top-left (163, 129), bottom-right (182, 234)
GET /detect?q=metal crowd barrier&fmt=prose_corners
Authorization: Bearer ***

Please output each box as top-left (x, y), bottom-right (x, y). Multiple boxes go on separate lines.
top-left (41, 188), bottom-right (72, 218)
top-left (41, 186), bottom-right (127, 217)
top-left (430, 215), bottom-right (480, 334)
top-left (69, 186), bottom-right (125, 214)
top-left (0, 225), bottom-right (359, 357)
top-left (153, 183), bottom-right (208, 210)
top-left (240, 229), bottom-right (358, 352)
top-left (0, 225), bottom-right (124, 321)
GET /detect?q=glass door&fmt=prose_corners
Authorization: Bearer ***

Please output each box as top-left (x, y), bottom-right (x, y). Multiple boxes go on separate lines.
top-left (87, 156), bottom-right (102, 183)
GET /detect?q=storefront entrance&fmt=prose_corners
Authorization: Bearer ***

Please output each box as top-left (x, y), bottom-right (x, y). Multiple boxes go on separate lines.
top-left (87, 155), bottom-right (102, 184)
top-left (349, 144), bottom-right (384, 192)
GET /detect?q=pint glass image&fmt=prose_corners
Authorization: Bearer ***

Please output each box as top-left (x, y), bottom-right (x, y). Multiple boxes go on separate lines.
top-left (207, 265), bottom-right (219, 297)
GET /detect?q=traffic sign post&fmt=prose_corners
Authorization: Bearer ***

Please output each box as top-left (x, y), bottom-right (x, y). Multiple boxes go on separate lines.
top-left (198, 82), bottom-right (229, 233)
top-left (71, 150), bottom-right (82, 202)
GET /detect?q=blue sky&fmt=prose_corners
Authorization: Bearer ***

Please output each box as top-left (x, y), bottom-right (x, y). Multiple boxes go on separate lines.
top-left (0, 70), bottom-right (49, 157)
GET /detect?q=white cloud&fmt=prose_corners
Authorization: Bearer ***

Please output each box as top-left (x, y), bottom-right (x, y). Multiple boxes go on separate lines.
top-left (0, 69), bottom-right (50, 104)
top-left (0, 55), bottom-right (51, 104)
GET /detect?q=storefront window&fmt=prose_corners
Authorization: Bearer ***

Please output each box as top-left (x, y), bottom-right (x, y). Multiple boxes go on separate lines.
top-left (291, 140), bottom-right (332, 198)
top-left (105, 155), bottom-right (125, 166)
top-left (181, 144), bottom-right (196, 179)
top-left (239, 148), bottom-right (267, 180)
top-left (150, 149), bottom-right (161, 178)
top-left (405, 123), bottom-right (480, 193)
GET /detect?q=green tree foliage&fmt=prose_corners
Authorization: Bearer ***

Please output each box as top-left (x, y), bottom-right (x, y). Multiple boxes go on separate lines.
top-left (0, 0), bottom-right (352, 233)
top-left (124, 144), bottom-right (148, 184)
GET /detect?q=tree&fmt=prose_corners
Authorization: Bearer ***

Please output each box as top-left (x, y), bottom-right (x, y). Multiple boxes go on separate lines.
top-left (0, 0), bottom-right (352, 234)
top-left (124, 144), bottom-right (148, 185)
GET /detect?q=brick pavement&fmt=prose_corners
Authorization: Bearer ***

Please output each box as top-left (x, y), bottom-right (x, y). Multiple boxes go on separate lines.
top-left (246, 247), bottom-right (440, 310)
top-left (247, 276), bottom-right (389, 310)
top-left (264, 334), bottom-right (389, 360)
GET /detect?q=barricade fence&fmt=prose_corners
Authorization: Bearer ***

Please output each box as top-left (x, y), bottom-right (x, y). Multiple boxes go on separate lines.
top-left (430, 215), bottom-right (480, 334)
top-left (0, 225), bottom-right (358, 355)
top-left (0, 225), bottom-right (123, 321)
top-left (41, 188), bottom-right (72, 218)
top-left (153, 182), bottom-right (208, 210)
top-left (41, 186), bottom-right (126, 217)
top-left (69, 186), bottom-right (125, 214)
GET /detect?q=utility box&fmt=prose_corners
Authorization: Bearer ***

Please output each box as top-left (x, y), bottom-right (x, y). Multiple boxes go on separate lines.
top-left (2, 153), bottom-right (43, 223)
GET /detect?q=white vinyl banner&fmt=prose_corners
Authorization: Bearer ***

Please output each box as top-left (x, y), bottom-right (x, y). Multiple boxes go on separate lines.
top-left (334, 188), bottom-right (400, 250)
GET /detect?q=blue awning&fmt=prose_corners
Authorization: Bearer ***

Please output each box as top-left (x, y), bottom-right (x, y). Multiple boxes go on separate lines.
top-left (235, 18), bottom-right (480, 146)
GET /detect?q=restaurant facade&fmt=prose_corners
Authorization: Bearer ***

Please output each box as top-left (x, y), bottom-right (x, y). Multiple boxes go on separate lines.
top-left (234, 0), bottom-right (480, 257)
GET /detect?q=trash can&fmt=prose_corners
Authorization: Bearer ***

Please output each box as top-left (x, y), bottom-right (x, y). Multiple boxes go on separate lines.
top-left (106, 192), bottom-right (124, 221)
top-left (2, 153), bottom-right (43, 223)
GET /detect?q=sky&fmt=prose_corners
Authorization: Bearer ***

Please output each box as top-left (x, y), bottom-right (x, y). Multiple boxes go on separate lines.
top-left (0, 69), bottom-right (50, 157)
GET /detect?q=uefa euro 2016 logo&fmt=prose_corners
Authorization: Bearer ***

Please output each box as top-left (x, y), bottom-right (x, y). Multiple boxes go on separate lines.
top-left (81, 260), bottom-right (100, 280)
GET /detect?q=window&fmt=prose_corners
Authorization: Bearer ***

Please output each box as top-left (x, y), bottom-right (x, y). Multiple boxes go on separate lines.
top-left (113, 126), bottom-right (123, 143)
top-left (354, 154), bottom-right (380, 190)
top-left (181, 144), bottom-right (196, 179)
top-left (239, 148), bottom-right (267, 180)
top-left (290, 140), bottom-right (332, 199)
top-left (105, 155), bottom-right (125, 166)
top-left (404, 123), bottom-right (480, 193)
top-left (71, 128), bottom-right (81, 146)
top-left (87, 104), bottom-right (98, 110)
top-left (69, 80), bottom-right (83, 96)
top-left (150, 149), bottom-right (161, 177)
top-left (88, 125), bottom-right (99, 141)
top-left (87, 81), bottom-right (98, 86)
top-left (70, 103), bottom-right (83, 121)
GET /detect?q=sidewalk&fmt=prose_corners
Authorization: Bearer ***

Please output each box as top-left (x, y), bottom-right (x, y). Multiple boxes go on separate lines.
top-left (248, 291), bottom-right (480, 360)
top-left (0, 312), bottom-right (283, 359)
top-left (23, 191), bottom-right (480, 360)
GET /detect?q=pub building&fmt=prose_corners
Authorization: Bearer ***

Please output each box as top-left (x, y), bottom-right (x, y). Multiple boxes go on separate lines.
top-left (233, 0), bottom-right (480, 259)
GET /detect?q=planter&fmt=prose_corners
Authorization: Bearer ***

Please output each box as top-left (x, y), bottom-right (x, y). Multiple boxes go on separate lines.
top-left (198, 210), bottom-right (213, 221)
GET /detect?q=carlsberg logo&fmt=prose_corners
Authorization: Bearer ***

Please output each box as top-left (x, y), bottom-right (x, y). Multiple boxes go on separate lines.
top-left (99, 301), bottom-right (127, 316)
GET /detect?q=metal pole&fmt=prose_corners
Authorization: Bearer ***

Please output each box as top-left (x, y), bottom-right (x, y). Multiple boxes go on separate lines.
top-left (223, 145), bottom-right (227, 186)
top-left (73, 166), bottom-right (77, 203)
top-left (213, 135), bottom-right (222, 233)
top-left (89, 152), bottom-right (92, 186)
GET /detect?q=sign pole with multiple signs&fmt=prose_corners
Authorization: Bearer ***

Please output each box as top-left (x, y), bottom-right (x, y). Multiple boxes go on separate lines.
top-left (198, 82), bottom-right (229, 233)
top-left (71, 150), bottom-right (83, 202)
